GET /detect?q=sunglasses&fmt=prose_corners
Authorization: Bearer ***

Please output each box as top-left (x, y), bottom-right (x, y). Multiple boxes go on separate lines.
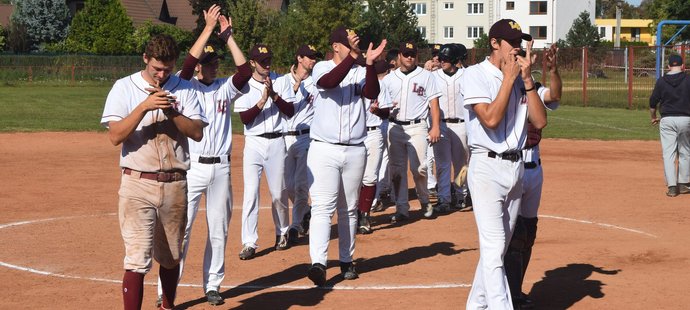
top-left (401, 52), bottom-right (416, 59)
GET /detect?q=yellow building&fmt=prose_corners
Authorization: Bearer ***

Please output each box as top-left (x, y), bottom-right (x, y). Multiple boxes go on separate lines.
top-left (595, 19), bottom-right (656, 45)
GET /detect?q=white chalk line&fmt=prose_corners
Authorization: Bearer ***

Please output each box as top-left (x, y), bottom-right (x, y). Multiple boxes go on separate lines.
top-left (550, 115), bottom-right (638, 132)
top-left (0, 212), bottom-right (655, 289)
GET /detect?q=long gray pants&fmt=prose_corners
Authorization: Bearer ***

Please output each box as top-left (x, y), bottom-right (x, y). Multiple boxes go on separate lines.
top-left (660, 116), bottom-right (690, 187)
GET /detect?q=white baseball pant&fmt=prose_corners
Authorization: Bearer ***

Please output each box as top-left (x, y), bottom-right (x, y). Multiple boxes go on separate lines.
top-left (388, 121), bottom-right (430, 216)
top-left (284, 134), bottom-right (311, 229)
top-left (363, 128), bottom-right (384, 187)
top-left (240, 136), bottom-right (290, 248)
top-left (520, 146), bottom-right (544, 218)
top-left (307, 141), bottom-right (366, 265)
top-left (432, 121), bottom-right (468, 204)
top-left (157, 155), bottom-right (232, 296)
top-left (466, 153), bottom-right (523, 310)
top-left (427, 143), bottom-right (437, 190)
top-left (374, 120), bottom-right (392, 204)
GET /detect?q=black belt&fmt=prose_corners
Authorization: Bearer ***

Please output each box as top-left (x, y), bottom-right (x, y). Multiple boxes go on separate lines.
top-left (123, 168), bottom-right (186, 182)
top-left (285, 128), bottom-right (310, 136)
top-left (487, 151), bottom-right (521, 162)
top-left (524, 159), bottom-right (541, 169)
top-left (367, 126), bottom-right (379, 131)
top-left (257, 132), bottom-right (283, 139)
top-left (392, 119), bottom-right (423, 125)
top-left (198, 155), bottom-right (227, 164)
top-left (442, 118), bottom-right (464, 123)
top-left (313, 139), bottom-right (363, 147)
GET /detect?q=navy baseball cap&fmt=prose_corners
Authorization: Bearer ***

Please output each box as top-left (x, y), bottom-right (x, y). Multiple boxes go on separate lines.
top-left (399, 41), bottom-right (418, 55)
top-left (431, 44), bottom-right (441, 56)
top-left (489, 19), bottom-right (532, 42)
top-left (329, 26), bottom-right (356, 48)
top-left (296, 44), bottom-right (324, 59)
top-left (669, 55), bottom-right (683, 67)
top-left (250, 44), bottom-right (273, 66)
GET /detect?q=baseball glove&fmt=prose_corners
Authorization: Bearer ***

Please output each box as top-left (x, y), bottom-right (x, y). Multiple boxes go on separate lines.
top-left (454, 165), bottom-right (468, 187)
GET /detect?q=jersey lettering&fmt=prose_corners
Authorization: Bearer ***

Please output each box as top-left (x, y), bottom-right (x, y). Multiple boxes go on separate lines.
top-left (217, 99), bottom-right (228, 113)
top-left (412, 83), bottom-right (425, 96)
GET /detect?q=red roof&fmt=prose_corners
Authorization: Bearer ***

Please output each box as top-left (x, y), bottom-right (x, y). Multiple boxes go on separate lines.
top-left (120, 0), bottom-right (196, 31)
top-left (0, 4), bottom-right (13, 28)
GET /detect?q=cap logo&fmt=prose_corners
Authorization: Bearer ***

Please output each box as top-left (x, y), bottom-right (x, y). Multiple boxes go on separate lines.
top-left (346, 29), bottom-right (356, 36)
top-left (434, 44), bottom-right (440, 49)
top-left (509, 21), bottom-right (522, 31)
top-left (204, 46), bottom-right (214, 53)
top-left (406, 43), bottom-right (414, 49)
top-left (308, 45), bottom-right (316, 51)
top-left (258, 47), bottom-right (268, 54)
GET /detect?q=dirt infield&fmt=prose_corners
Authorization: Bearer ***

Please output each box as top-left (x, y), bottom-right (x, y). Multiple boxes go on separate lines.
top-left (1, 132), bottom-right (689, 309)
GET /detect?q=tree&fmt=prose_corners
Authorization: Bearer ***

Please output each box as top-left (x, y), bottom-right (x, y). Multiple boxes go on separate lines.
top-left (7, 22), bottom-right (30, 53)
top-left (62, 0), bottom-right (136, 54)
top-left (132, 21), bottom-right (194, 54)
top-left (359, 0), bottom-right (424, 49)
top-left (264, 0), bottom-right (364, 68)
top-left (473, 33), bottom-right (489, 49)
top-left (596, 0), bottom-right (640, 18)
top-left (9, 0), bottom-right (71, 51)
top-left (227, 0), bottom-right (279, 56)
top-left (565, 11), bottom-right (601, 48)
top-left (0, 24), bottom-right (6, 51)
top-left (643, 0), bottom-right (690, 43)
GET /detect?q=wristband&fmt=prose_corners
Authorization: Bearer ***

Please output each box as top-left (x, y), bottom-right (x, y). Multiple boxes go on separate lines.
top-left (218, 27), bottom-right (233, 42)
top-left (524, 85), bottom-right (536, 92)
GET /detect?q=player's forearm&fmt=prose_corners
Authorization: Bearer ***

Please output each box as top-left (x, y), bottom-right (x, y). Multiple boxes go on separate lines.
top-left (362, 64), bottom-right (380, 99)
top-left (239, 106), bottom-right (262, 125)
top-left (273, 95), bottom-right (295, 117)
top-left (232, 62), bottom-right (252, 90)
top-left (168, 113), bottom-right (205, 142)
top-left (548, 70), bottom-right (562, 102)
top-left (189, 25), bottom-right (215, 59)
top-left (475, 79), bottom-right (514, 129)
top-left (375, 107), bottom-right (390, 119)
top-left (179, 54), bottom-right (199, 80)
top-left (526, 89), bottom-right (547, 129)
top-left (650, 108), bottom-right (657, 120)
top-left (106, 106), bottom-right (148, 146)
top-left (318, 55), bottom-right (356, 89)
top-left (227, 36), bottom-right (246, 67)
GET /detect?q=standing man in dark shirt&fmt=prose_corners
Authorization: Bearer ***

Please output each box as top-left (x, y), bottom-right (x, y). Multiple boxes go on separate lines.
top-left (650, 54), bottom-right (690, 197)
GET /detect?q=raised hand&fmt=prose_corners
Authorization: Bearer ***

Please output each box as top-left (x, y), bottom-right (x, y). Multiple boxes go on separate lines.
top-left (545, 43), bottom-right (559, 73)
top-left (218, 15), bottom-right (233, 42)
top-left (502, 53), bottom-right (520, 80)
top-left (365, 39), bottom-right (388, 65)
top-left (348, 33), bottom-right (361, 56)
top-left (516, 40), bottom-right (535, 80)
top-left (143, 87), bottom-right (174, 112)
top-left (203, 4), bottom-right (221, 31)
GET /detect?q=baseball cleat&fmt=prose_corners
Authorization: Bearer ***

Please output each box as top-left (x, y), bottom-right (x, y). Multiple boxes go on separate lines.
top-left (340, 261), bottom-right (359, 280)
top-left (423, 203), bottom-right (434, 218)
top-left (301, 210), bottom-right (311, 235)
top-left (390, 212), bottom-right (409, 223)
top-left (357, 212), bottom-right (372, 234)
top-left (433, 202), bottom-right (451, 213)
top-left (667, 186), bottom-right (679, 197)
top-left (308, 263), bottom-right (327, 286)
top-left (155, 296), bottom-right (162, 308)
top-left (205, 290), bottom-right (224, 306)
top-left (275, 234), bottom-right (290, 250)
top-left (679, 183), bottom-right (690, 194)
top-left (287, 227), bottom-right (300, 245)
top-left (238, 245), bottom-right (256, 260)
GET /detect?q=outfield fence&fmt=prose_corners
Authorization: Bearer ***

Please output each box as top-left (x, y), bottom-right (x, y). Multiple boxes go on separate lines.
top-left (2, 46), bottom-right (690, 109)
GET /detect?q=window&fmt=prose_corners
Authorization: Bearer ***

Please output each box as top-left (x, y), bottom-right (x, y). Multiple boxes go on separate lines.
top-left (467, 2), bottom-right (484, 15)
top-left (506, 1), bottom-right (515, 10)
top-left (444, 2), bottom-right (454, 10)
top-left (418, 26), bottom-right (427, 39)
top-left (529, 26), bottom-right (547, 39)
top-left (467, 26), bottom-right (484, 39)
top-left (444, 26), bottom-right (455, 39)
top-left (529, 1), bottom-right (547, 15)
top-left (410, 3), bottom-right (427, 15)
top-left (631, 28), bottom-right (641, 41)
top-left (599, 27), bottom-right (606, 38)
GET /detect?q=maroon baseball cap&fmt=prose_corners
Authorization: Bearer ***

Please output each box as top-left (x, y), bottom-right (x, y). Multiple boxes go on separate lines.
top-left (296, 44), bottom-right (324, 59)
top-left (431, 44), bottom-right (441, 56)
top-left (329, 26), bottom-right (355, 47)
top-left (199, 45), bottom-right (222, 65)
top-left (249, 44), bottom-right (272, 66)
top-left (399, 41), bottom-right (418, 55)
top-left (489, 19), bottom-right (532, 42)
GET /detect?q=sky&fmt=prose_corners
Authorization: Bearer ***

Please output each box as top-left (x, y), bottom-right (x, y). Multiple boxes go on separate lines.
top-left (625, 0), bottom-right (642, 6)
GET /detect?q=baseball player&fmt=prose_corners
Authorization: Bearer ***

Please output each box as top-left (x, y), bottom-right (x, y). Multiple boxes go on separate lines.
top-left (430, 43), bottom-right (470, 212)
top-left (460, 19), bottom-right (547, 309)
top-left (101, 34), bottom-right (207, 310)
top-left (383, 41), bottom-right (442, 222)
top-left (153, 6), bottom-right (251, 307)
top-left (650, 54), bottom-right (690, 197)
top-left (505, 43), bottom-right (562, 310)
top-left (358, 60), bottom-right (393, 234)
top-left (274, 44), bottom-right (322, 244)
top-left (306, 26), bottom-right (386, 286)
top-left (234, 44), bottom-right (294, 260)
top-left (423, 43), bottom-right (442, 71)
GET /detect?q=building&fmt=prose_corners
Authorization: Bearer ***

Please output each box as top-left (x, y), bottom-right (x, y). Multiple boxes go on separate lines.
top-left (411, 0), bottom-right (595, 49)
top-left (595, 19), bottom-right (655, 45)
top-left (0, 4), bottom-right (13, 28)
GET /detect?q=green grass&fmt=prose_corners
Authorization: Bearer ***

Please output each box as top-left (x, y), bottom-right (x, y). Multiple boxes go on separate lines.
top-left (0, 85), bottom-right (660, 141)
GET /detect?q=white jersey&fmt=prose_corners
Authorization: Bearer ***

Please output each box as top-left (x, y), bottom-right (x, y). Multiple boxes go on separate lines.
top-left (233, 72), bottom-right (285, 136)
top-left (274, 73), bottom-right (316, 132)
top-left (101, 72), bottom-right (207, 170)
top-left (383, 66), bottom-right (441, 122)
top-left (187, 75), bottom-right (244, 157)
top-left (432, 68), bottom-right (465, 120)
top-left (364, 78), bottom-right (393, 128)
top-left (461, 58), bottom-right (529, 154)
top-left (310, 60), bottom-right (369, 145)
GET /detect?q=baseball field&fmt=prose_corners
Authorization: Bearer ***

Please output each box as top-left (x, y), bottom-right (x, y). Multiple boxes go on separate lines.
top-left (0, 85), bottom-right (689, 309)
